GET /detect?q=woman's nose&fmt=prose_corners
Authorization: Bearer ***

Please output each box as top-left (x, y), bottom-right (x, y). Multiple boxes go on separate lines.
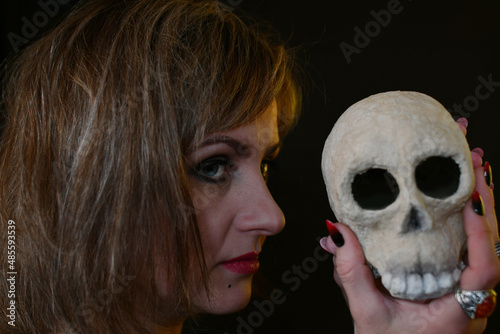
top-left (234, 173), bottom-right (285, 236)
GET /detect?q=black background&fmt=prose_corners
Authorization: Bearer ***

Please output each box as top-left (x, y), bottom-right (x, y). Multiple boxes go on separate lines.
top-left (1, 0), bottom-right (499, 333)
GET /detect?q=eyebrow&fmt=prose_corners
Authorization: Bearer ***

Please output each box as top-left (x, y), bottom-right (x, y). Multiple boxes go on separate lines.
top-left (200, 135), bottom-right (281, 157)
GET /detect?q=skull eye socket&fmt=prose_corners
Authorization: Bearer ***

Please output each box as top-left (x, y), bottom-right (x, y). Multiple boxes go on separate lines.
top-left (415, 156), bottom-right (460, 199)
top-left (351, 168), bottom-right (399, 210)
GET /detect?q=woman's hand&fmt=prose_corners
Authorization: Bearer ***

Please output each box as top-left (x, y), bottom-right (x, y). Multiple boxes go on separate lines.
top-left (320, 118), bottom-right (500, 334)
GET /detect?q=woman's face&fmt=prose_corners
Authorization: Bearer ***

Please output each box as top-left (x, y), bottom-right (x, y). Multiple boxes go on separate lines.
top-left (187, 101), bottom-right (285, 314)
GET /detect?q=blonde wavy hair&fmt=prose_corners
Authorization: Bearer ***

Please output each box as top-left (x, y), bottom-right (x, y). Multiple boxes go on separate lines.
top-left (0, 0), bottom-right (301, 333)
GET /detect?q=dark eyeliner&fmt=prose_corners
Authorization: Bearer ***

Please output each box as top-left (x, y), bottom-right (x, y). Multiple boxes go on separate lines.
top-left (193, 155), bottom-right (232, 184)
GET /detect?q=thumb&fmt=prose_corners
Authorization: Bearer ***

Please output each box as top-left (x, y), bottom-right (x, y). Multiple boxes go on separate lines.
top-left (327, 221), bottom-right (387, 316)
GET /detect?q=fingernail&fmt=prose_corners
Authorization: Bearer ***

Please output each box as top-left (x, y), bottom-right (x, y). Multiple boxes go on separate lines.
top-left (484, 161), bottom-right (493, 187)
top-left (326, 219), bottom-right (344, 247)
top-left (456, 117), bottom-right (468, 128)
top-left (472, 191), bottom-right (484, 216)
top-left (319, 237), bottom-right (330, 253)
top-left (472, 147), bottom-right (484, 158)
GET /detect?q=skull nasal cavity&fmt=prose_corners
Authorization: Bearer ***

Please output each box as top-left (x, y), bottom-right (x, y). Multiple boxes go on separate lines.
top-left (407, 207), bottom-right (422, 232)
top-left (351, 168), bottom-right (399, 210)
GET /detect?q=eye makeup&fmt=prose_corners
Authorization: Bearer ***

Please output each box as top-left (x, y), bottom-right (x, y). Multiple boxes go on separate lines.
top-left (193, 155), bottom-right (234, 184)
top-left (188, 134), bottom-right (281, 185)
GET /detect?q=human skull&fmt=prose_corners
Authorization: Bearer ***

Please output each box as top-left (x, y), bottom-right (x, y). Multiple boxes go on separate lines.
top-left (321, 91), bottom-right (474, 300)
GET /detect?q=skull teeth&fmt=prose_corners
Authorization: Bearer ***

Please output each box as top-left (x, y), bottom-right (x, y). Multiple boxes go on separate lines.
top-left (423, 273), bottom-right (438, 295)
top-left (382, 268), bottom-right (462, 300)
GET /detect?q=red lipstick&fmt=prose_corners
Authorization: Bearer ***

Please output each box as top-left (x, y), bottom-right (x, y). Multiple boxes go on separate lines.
top-left (221, 252), bottom-right (260, 275)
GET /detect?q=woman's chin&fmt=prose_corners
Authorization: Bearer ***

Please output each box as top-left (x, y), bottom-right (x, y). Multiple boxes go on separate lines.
top-left (195, 279), bottom-right (253, 315)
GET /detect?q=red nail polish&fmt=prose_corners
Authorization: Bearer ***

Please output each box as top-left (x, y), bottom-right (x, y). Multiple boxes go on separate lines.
top-left (472, 191), bottom-right (484, 216)
top-left (326, 219), bottom-right (345, 247)
top-left (484, 162), bottom-right (493, 187)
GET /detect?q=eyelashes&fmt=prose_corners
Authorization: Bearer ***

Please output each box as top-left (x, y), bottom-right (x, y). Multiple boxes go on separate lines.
top-left (193, 155), bottom-right (277, 184)
top-left (193, 155), bottom-right (232, 184)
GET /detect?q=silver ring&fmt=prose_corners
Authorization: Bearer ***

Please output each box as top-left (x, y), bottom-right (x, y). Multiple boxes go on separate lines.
top-left (455, 288), bottom-right (497, 319)
top-left (495, 242), bottom-right (500, 259)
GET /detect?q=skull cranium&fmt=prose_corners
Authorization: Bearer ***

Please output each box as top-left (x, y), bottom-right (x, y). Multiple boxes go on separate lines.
top-left (321, 91), bottom-right (474, 300)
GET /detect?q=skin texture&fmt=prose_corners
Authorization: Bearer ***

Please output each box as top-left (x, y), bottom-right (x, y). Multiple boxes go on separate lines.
top-left (321, 120), bottom-right (500, 334)
top-left (180, 102), bottom-right (284, 315)
top-left (152, 102), bottom-right (283, 334)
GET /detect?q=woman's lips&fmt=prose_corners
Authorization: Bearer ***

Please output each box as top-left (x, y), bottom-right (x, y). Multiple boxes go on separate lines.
top-left (221, 252), bottom-right (260, 275)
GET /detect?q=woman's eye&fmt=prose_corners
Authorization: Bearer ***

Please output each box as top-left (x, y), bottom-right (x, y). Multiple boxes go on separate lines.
top-left (261, 160), bottom-right (273, 182)
top-left (195, 156), bottom-right (231, 182)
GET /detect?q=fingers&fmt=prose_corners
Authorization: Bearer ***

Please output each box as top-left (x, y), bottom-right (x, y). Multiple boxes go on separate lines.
top-left (456, 117), bottom-right (468, 136)
top-left (321, 222), bottom-right (386, 317)
top-left (470, 148), bottom-right (484, 169)
top-left (459, 162), bottom-right (500, 290)
top-left (455, 117), bottom-right (484, 168)
top-left (460, 197), bottom-right (500, 289)
top-left (475, 161), bottom-right (498, 240)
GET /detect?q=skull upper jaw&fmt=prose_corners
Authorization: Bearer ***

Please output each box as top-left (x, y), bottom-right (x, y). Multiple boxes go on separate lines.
top-left (359, 211), bottom-right (467, 300)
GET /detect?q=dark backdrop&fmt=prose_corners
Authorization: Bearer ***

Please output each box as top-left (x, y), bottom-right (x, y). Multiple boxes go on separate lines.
top-left (1, 1), bottom-right (499, 333)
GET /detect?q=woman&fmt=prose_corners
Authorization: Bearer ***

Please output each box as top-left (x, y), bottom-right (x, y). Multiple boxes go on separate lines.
top-left (0, 0), bottom-right (299, 332)
top-left (0, 0), bottom-right (498, 333)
